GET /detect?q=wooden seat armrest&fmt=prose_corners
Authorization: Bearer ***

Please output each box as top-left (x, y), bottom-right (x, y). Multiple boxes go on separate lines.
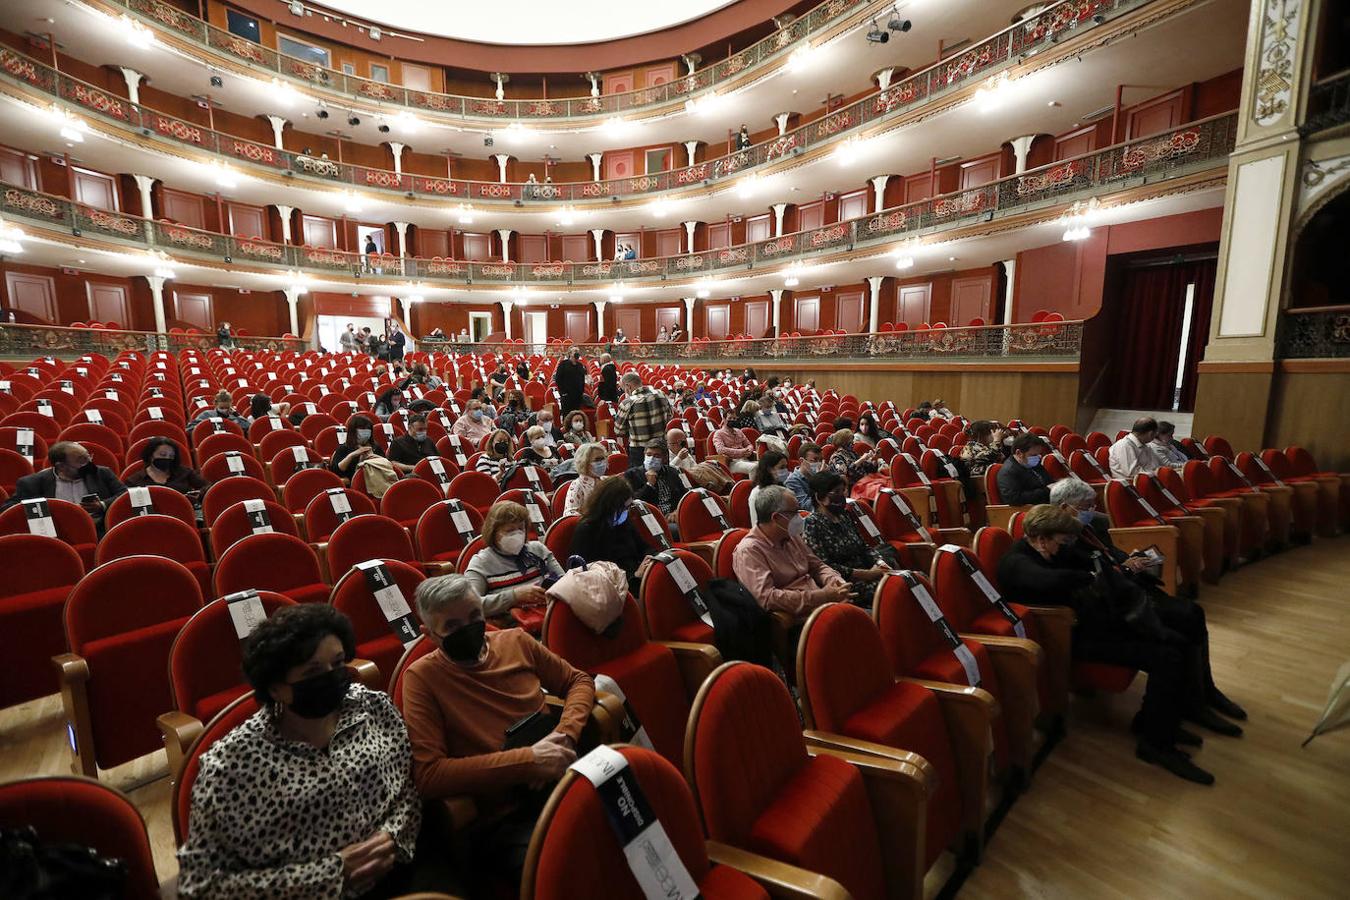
top-left (803, 731), bottom-right (937, 787)
top-left (1108, 525), bottom-right (1179, 592)
top-left (157, 711), bottom-right (205, 784)
top-left (898, 677), bottom-right (995, 841)
top-left (422, 561), bottom-right (457, 576)
top-left (674, 540), bottom-right (717, 567)
top-left (933, 527), bottom-right (972, 547)
top-left (350, 657), bottom-right (382, 689)
top-left (705, 841), bottom-right (851, 900)
top-left (898, 541), bottom-right (936, 572)
top-left (956, 636), bottom-right (1040, 772)
top-left (52, 653), bottom-right (95, 778)
top-left (657, 641), bottom-right (723, 699)
top-left (53, 652), bottom-right (90, 684)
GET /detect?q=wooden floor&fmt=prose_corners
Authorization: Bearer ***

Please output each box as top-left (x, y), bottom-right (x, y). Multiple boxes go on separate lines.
top-left (2, 538), bottom-right (1348, 898)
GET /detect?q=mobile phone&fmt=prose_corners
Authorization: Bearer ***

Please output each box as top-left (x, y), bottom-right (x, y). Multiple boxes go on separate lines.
top-left (80, 493), bottom-right (99, 505)
top-left (502, 709), bottom-right (560, 750)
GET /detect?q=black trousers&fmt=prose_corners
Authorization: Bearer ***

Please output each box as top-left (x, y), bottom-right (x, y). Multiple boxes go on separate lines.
top-left (1073, 596), bottom-right (1213, 746)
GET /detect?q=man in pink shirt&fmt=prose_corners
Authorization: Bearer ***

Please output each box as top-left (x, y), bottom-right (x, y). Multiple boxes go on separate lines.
top-left (452, 399), bottom-right (494, 446)
top-left (712, 418), bottom-right (757, 475)
top-left (732, 484), bottom-right (851, 621)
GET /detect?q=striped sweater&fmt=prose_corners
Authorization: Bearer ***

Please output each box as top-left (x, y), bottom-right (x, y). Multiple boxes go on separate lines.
top-left (463, 541), bottom-right (565, 618)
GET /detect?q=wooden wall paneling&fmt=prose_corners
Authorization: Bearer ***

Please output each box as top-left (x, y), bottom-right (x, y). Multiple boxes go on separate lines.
top-left (401, 63), bottom-right (431, 91)
top-left (301, 215), bottom-right (336, 248)
top-left (798, 201), bottom-right (825, 231)
top-left (656, 306), bottom-right (682, 336)
top-left (0, 147), bottom-right (38, 190)
top-left (160, 188), bottom-right (205, 229)
top-left (227, 202), bottom-right (267, 238)
top-left (835, 291), bottom-right (864, 332)
top-left (744, 300), bottom-right (769, 337)
top-left (462, 233), bottom-right (491, 261)
top-left (949, 276), bottom-right (993, 325)
top-left (86, 282), bottom-right (130, 326)
top-left (560, 234), bottom-right (590, 261)
top-left (72, 168), bottom-right (118, 211)
top-left (419, 228), bottom-right (450, 258)
top-left (605, 151), bottom-right (636, 180)
top-left (614, 307), bottom-right (641, 340)
top-left (1053, 125), bottom-right (1097, 161)
top-left (654, 228), bottom-right (681, 257)
top-left (173, 291), bottom-right (213, 329)
top-left (904, 173), bottom-right (932, 203)
top-left (705, 304), bottom-right (730, 338)
top-left (897, 283), bottom-right (932, 326)
top-left (565, 309), bottom-right (591, 343)
top-left (707, 223), bottom-right (730, 249)
top-left (518, 235), bottom-right (548, 263)
top-left (794, 296), bottom-right (820, 333)
top-left (604, 71), bottom-right (634, 94)
top-left (4, 271), bottom-right (57, 322)
top-left (746, 214), bottom-right (772, 243)
top-left (644, 64), bottom-right (676, 87)
top-left (1125, 89), bottom-right (1187, 139)
top-left (959, 153), bottom-right (1002, 190)
top-left (839, 189), bottom-right (868, 220)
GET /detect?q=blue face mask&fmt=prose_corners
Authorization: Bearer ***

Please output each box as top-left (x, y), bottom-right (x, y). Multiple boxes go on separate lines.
top-left (644, 456), bottom-right (663, 472)
top-left (1077, 509), bottom-right (1096, 525)
top-left (592, 458), bottom-right (608, 476)
top-left (612, 507), bottom-right (629, 526)
top-left (773, 468), bottom-right (789, 484)
top-left (1025, 454), bottom-right (1042, 468)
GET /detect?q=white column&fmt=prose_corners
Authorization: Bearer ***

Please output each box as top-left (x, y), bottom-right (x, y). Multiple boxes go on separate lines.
top-left (1001, 258), bottom-right (1017, 325)
top-left (118, 67), bottom-right (143, 105)
top-left (682, 221), bottom-right (698, 253)
top-left (870, 175), bottom-right (890, 212)
top-left (393, 221), bottom-right (410, 258)
top-left (388, 142), bottom-right (405, 176)
top-left (500, 299), bottom-right (513, 339)
top-left (492, 154), bottom-right (510, 183)
top-left (769, 289), bottom-right (783, 336)
top-left (284, 286), bottom-right (303, 335)
top-left (585, 73), bottom-right (600, 98)
top-left (266, 115), bottom-right (288, 150)
top-left (587, 153), bottom-right (603, 181)
top-left (590, 228), bottom-right (605, 260)
top-left (774, 113), bottom-right (790, 136)
top-left (146, 275), bottom-right (167, 333)
top-left (681, 53), bottom-right (701, 75)
top-left (770, 204), bottom-right (787, 237)
top-left (400, 295), bottom-right (413, 324)
top-left (866, 275), bottom-right (883, 333)
top-left (1009, 135), bottom-right (1037, 175)
top-left (683, 297), bottom-right (695, 335)
top-left (593, 299), bottom-right (607, 339)
top-left (132, 174), bottom-right (156, 239)
top-left (496, 229), bottom-right (513, 262)
top-left (275, 205), bottom-right (294, 242)
top-left (683, 141), bottom-right (699, 167)
top-left (874, 67), bottom-right (895, 91)
top-left (492, 73), bottom-right (509, 101)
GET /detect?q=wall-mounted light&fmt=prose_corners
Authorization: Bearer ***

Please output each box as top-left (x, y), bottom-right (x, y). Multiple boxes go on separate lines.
top-left (1060, 197), bottom-right (1099, 241)
top-left (455, 204), bottom-right (475, 224)
top-left (48, 105), bottom-right (88, 143)
top-left (894, 256), bottom-right (914, 270)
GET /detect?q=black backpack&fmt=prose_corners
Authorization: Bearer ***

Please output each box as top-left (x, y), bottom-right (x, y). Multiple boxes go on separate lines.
top-left (0, 827), bottom-right (127, 900)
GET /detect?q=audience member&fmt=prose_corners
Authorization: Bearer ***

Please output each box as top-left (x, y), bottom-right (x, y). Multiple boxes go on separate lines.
top-left (997, 433), bottom-right (1053, 505)
top-left (494, 391), bottom-right (528, 435)
top-left (655, 326), bottom-right (670, 343)
top-left (464, 501), bottom-right (565, 620)
top-left (855, 413), bottom-right (892, 447)
top-left (624, 439), bottom-right (687, 525)
top-left (1151, 421), bottom-right (1191, 467)
top-left (124, 435), bottom-right (208, 496)
top-left (453, 400), bottom-right (494, 445)
top-left (960, 420), bottom-right (1008, 477)
top-left (747, 451), bottom-right (789, 528)
top-left (563, 443), bottom-right (608, 517)
top-left (388, 413), bottom-right (439, 468)
top-left (475, 429), bottom-right (516, 481)
top-left (519, 426), bottom-right (560, 473)
top-left (562, 411), bottom-right (594, 445)
top-left (802, 471), bottom-right (894, 609)
top-left (3, 441), bottom-right (126, 532)
top-left (826, 428), bottom-right (879, 486)
top-left (554, 350), bottom-right (586, 415)
top-left (614, 373), bottom-right (672, 469)
top-left (528, 409), bottom-right (559, 446)
top-left (570, 477), bottom-right (653, 590)
top-left (177, 605), bottom-right (423, 897)
top-left (666, 428), bottom-right (732, 493)
top-left (339, 322), bottom-right (358, 353)
top-left (249, 393), bottom-right (291, 425)
top-left (374, 388), bottom-right (405, 422)
top-left (216, 321), bottom-right (235, 350)
top-left (1110, 417), bottom-right (1163, 480)
top-left (597, 354), bottom-right (619, 403)
top-left (191, 390), bottom-right (250, 430)
top-left (755, 395), bottom-right (789, 437)
top-left (784, 442), bottom-right (822, 512)
top-left (712, 417), bottom-right (756, 475)
top-left (612, 328), bottom-right (628, 344)
top-left (330, 415), bottom-right (387, 478)
top-left (401, 575), bottom-right (593, 891)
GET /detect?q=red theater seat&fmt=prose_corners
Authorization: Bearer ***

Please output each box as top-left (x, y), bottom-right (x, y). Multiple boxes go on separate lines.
top-left (105, 484), bottom-right (197, 531)
top-left (326, 514), bottom-right (417, 578)
top-left (0, 496), bottom-right (98, 569)
top-left (0, 534), bottom-right (84, 709)
top-left (98, 515), bottom-right (212, 597)
top-left (214, 532), bottom-right (330, 605)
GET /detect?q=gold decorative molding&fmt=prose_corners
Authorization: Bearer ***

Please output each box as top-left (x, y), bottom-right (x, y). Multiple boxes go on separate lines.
top-left (1254, 0), bottom-right (1302, 127)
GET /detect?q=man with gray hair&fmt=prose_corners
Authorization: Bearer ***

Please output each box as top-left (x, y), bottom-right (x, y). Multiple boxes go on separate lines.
top-left (614, 371), bottom-right (673, 469)
top-left (400, 574), bottom-right (595, 886)
top-left (733, 484), bottom-right (850, 627)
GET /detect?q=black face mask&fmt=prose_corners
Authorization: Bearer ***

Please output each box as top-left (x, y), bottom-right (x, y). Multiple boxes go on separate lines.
top-left (441, 621), bottom-right (487, 664)
top-left (151, 457), bottom-right (175, 472)
top-left (493, 441), bottom-right (510, 455)
top-left (284, 666), bottom-right (352, 719)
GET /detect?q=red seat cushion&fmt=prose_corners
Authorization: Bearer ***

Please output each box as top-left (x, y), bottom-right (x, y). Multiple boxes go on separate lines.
top-left (190, 683), bottom-right (250, 726)
top-left (84, 616), bottom-right (191, 769)
top-left (698, 863), bottom-right (770, 899)
top-left (969, 602), bottom-right (1038, 642)
top-left (747, 753), bottom-right (887, 900)
top-left (595, 642), bottom-right (689, 768)
top-left (283, 582), bottom-right (331, 605)
top-left (670, 620), bottom-right (715, 644)
top-left (841, 682), bottom-right (963, 866)
top-left (914, 641), bottom-right (1009, 771)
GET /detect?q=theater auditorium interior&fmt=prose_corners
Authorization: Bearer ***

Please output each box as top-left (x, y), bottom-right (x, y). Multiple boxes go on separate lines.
top-left (0, 0), bottom-right (1347, 897)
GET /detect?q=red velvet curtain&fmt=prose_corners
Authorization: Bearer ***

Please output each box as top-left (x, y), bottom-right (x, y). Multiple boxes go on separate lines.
top-left (1106, 263), bottom-right (1193, 409)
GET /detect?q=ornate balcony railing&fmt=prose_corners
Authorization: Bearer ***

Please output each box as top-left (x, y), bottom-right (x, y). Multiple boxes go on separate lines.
top-left (0, 112), bottom-right (1236, 289)
top-left (0, 322), bottom-right (307, 356)
top-left (1277, 306), bottom-right (1350, 359)
top-left (432, 321), bottom-right (1085, 362)
top-left (1304, 69), bottom-right (1350, 135)
top-left (109, 0), bottom-right (876, 122)
top-left (1, 0), bottom-right (1151, 204)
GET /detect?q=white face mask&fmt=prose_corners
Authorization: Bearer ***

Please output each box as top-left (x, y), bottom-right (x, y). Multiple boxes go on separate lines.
top-left (803, 460), bottom-right (821, 474)
top-left (571, 420), bottom-right (586, 431)
top-left (497, 530), bottom-right (527, 555)
top-left (781, 513), bottom-right (804, 538)
top-left (531, 438), bottom-right (547, 450)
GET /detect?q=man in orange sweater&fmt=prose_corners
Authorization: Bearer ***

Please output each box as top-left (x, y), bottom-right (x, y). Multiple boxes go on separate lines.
top-left (402, 574), bottom-right (594, 889)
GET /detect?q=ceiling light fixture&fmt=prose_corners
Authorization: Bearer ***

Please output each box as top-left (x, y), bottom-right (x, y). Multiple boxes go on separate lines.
top-left (788, 44), bottom-right (817, 70)
top-left (865, 20), bottom-right (889, 43)
top-left (1060, 197), bottom-right (1099, 241)
top-left (393, 111), bottom-right (421, 130)
top-left (0, 220), bottom-right (25, 255)
top-left (455, 204), bottom-right (475, 224)
top-left (117, 15), bottom-right (155, 49)
top-left (208, 160), bottom-right (239, 188)
top-left (696, 288), bottom-right (711, 299)
top-left (894, 256), bottom-right (914, 270)
top-left (340, 190), bottom-right (364, 213)
top-left (269, 78), bottom-right (299, 106)
top-left (974, 72), bottom-right (1013, 113)
top-left (48, 105), bottom-right (87, 143)
top-left (153, 265), bottom-right (176, 279)
top-left (736, 173), bottom-right (761, 199)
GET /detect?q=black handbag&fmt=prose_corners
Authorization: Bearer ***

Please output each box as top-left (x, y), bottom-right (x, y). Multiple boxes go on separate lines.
top-left (1081, 555), bottom-right (1168, 642)
top-left (701, 578), bottom-right (775, 668)
top-left (0, 827), bottom-right (128, 900)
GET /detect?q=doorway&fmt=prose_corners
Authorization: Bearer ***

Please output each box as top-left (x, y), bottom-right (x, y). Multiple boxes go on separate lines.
top-left (523, 311), bottom-right (548, 352)
top-left (317, 314), bottom-right (384, 354)
top-left (468, 311), bottom-right (493, 342)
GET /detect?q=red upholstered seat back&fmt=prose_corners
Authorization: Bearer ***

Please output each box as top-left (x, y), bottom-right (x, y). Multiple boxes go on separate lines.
top-left (327, 514), bottom-right (417, 578)
top-left (972, 527), bottom-right (1013, 587)
top-left (542, 514), bottom-right (579, 561)
top-left (282, 466), bottom-right (345, 513)
top-left (174, 694), bottom-right (259, 843)
top-left (1105, 480), bottom-right (1156, 527)
top-left (380, 477), bottom-right (443, 528)
top-left (712, 528), bottom-right (749, 579)
top-left (97, 515), bottom-right (210, 597)
top-left (929, 546), bottom-right (988, 631)
top-left (1069, 449), bottom-right (1107, 485)
top-left (448, 470), bottom-right (501, 515)
top-left (213, 532), bottom-right (326, 603)
top-left (0, 776), bottom-right (159, 900)
top-left (984, 463), bottom-right (1004, 504)
top-left (169, 593), bottom-right (295, 723)
top-left (1183, 459), bottom-right (1220, 498)
top-left (638, 549), bottom-right (715, 644)
top-left (1284, 445), bottom-right (1321, 477)
top-left (1260, 449), bottom-right (1296, 480)
top-left (688, 662), bottom-right (887, 900)
top-left (543, 596), bottom-right (689, 766)
top-left (677, 489), bottom-right (730, 543)
top-left (874, 488), bottom-right (928, 542)
top-left (66, 557), bottom-right (204, 769)
top-left (304, 488), bottom-right (378, 543)
top-left (390, 635), bottom-right (438, 711)
top-left (201, 476), bottom-right (273, 526)
top-left (0, 497), bottom-right (98, 563)
top-left (1205, 435), bottom-right (1236, 459)
top-left (330, 559), bottom-right (425, 688)
top-left (105, 484), bottom-right (197, 530)
top-left (889, 452), bottom-right (925, 488)
top-left (209, 497), bottom-right (299, 555)
top-left (257, 428), bottom-right (309, 461)
top-left (499, 488), bottom-right (554, 537)
top-left (195, 432), bottom-right (254, 465)
top-left (0, 534), bottom-right (84, 708)
top-left (872, 572), bottom-right (960, 675)
top-left (727, 479), bottom-right (754, 529)
top-left (414, 499), bottom-right (484, 563)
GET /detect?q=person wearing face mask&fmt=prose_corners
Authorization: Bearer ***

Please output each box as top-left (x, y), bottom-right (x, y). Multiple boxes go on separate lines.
top-left (784, 443), bottom-right (823, 514)
top-left (997, 434), bottom-right (1055, 505)
top-left (562, 412), bottom-right (594, 445)
top-left (330, 415), bottom-right (386, 477)
top-left (733, 485), bottom-right (850, 654)
top-left (527, 409), bottom-right (560, 446)
top-left (623, 439), bottom-right (687, 525)
top-left (178, 605), bottom-right (427, 897)
top-left (570, 477), bottom-right (654, 591)
top-left (747, 451), bottom-right (790, 528)
top-left (475, 429), bottom-right (516, 482)
top-left (998, 504), bottom-right (1239, 785)
top-left (597, 353), bottom-right (619, 403)
top-left (494, 391), bottom-right (528, 434)
top-left (191, 390), bottom-right (250, 430)
top-left (960, 420), bottom-right (1009, 477)
top-left (614, 373), bottom-right (673, 469)
top-left (373, 387), bottom-right (405, 422)
top-left (802, 471), bottom-right (895, 610)
top-left (854, 412), bottom-right (893, 448)
top-left (401, 575), bottom-right (594, 892)
top-left (754, 396), bottom-right (789, 438)
top-left (124, 435), bottom-right (209, 495)
top-left (464, 502), bottom-right (565, 622)
top-left (712, 416), bottom-right (757, 475)
top-left (562, 443), bottom-right (607, 517)
top-left (554, 349), bottom-right (587, 415)
top-left (388, 413), bottom-right (438, 469)
top-left (452, 400), bottom-right (494, 444)
top-left (519, 425), bottom-right (559, 472)
top-left (5, 441), bottom-right (126, 532)
top-left (665, 428), bottom-right (732, 493)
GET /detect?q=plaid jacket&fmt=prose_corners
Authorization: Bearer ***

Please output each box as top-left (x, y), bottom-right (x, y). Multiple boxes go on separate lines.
top-left (615, 386), bottom-right (673, 449)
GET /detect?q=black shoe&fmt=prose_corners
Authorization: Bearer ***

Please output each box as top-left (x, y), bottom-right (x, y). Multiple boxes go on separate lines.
top-left (1136, 740), bottom-right (1215, 785)
top-left (1174, 726), bottom-right (1203, 748)
top-left (1209, 689), bottom-right (1248, 721)
top-left (1188, 707), bottom-right (1243, 737)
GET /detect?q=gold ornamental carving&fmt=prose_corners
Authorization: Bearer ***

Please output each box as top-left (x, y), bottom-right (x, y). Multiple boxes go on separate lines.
top-left (1254, 0), bottom-right (1301, 127)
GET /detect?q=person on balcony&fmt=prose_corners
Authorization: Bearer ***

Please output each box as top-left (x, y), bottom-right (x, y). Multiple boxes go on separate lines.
top-left (669, 323), bottom-right (685, 342)
top-left (996, 433), bottom-right (1054, 505)
top-left (655, 325), bottom-right (670, 343)
top-left (216, 321), bottom-right (236, 350)
top-left (1109, 417), bottom-right (1164, 480)
top-left (612, 328), bottom-right (628, 344)
top-left (736, 124), bottom-right (752, 150)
